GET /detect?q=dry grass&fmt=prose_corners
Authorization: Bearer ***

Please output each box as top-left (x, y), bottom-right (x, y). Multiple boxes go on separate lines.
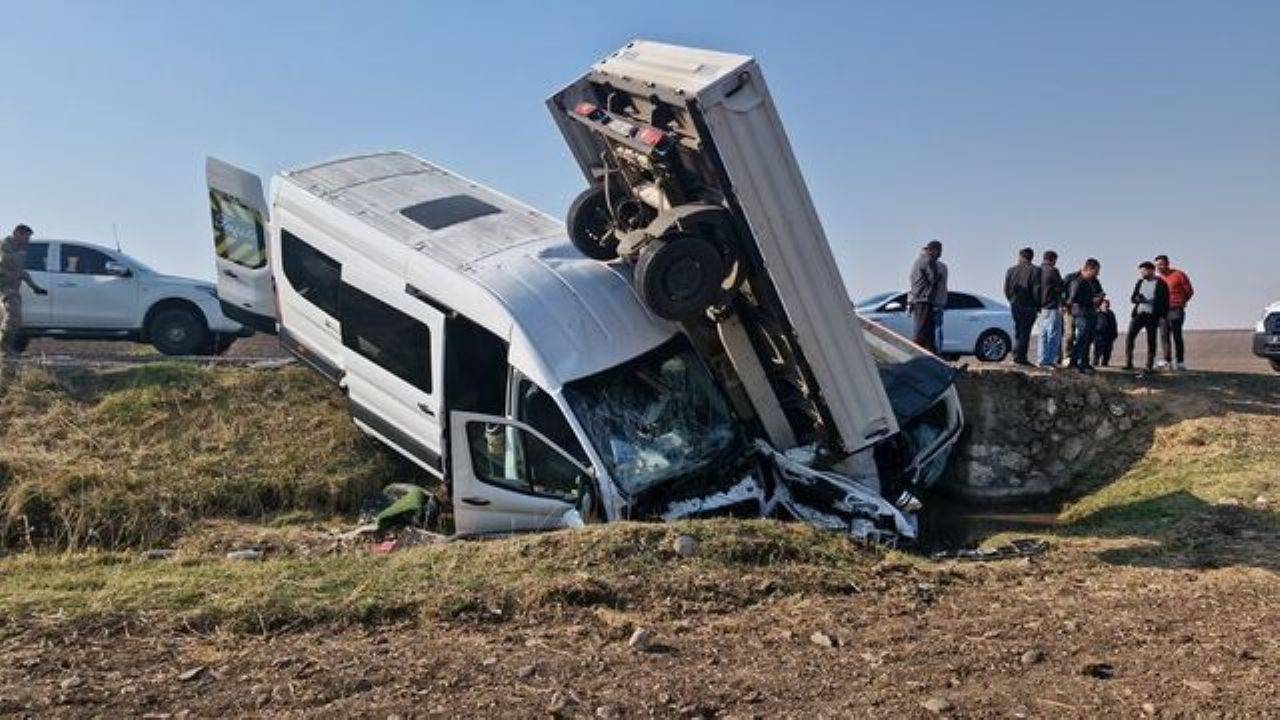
top-left (0, 520), bottom-right (882, 632)
top-left (0, 363), bottom-right (402, 549)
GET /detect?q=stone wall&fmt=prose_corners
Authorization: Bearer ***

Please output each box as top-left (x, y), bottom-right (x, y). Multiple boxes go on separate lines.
top-left (948, 369), bottom-right (1145, 501)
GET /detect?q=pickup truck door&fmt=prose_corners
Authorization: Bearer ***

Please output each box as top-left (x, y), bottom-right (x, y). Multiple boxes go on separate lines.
top-left (18, 241), bottom-right (52, 328)
top-left (206, 157), bottom-right (277, 334)
top-left (339, 271), bottom-right (445, 477)
top-left (448, 411), bottom-right (588, 536)
top-left (47, 243), bottom-right (139, 329)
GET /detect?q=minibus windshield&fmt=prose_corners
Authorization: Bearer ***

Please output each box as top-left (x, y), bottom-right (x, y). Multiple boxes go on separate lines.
top-left (563, 336), bottom-right (738, 496)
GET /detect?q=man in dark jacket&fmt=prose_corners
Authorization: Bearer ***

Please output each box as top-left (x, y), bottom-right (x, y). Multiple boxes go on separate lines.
top-left (1124, 261), bottom-right (1169, 371)
top-left (1003, 247), bottom-right (1039, 365)
top-left (907, 240), bottom-right (942, 353)
top-left (1066, 258), bottom-right (1104, 373)
top-left (1036, 250), bottom-right (1064, 367)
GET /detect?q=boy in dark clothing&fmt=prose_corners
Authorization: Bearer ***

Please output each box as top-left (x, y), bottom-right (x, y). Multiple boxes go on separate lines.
top-left (1093, 298), bottom-right (1118, 367)
top-left (1124, 261), bottom-right (1169, 371)
top-left (1003, 247), bottom-right (1039, 365)
top-left (1066, 258), bottom-right (1104, 373)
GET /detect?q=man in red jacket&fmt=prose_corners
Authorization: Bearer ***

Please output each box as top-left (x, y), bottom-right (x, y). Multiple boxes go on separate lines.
top-left (1154, 254), bottom-right (1194, 370)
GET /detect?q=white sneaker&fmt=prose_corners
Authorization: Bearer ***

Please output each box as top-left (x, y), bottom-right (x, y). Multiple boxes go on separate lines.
top-left (1154, 360), bottom-right (1170, 370)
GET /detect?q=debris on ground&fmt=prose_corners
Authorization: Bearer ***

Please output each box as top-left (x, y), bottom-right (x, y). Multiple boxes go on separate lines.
top-left (225, 549), bottom-right (262, 561)
top-left (931, 538), bottom-right (1049, 562)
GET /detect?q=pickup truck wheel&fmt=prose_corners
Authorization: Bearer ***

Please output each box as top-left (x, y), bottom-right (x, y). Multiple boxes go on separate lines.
top-left (10, 336), bottom-right (30, 354)
top-left (567, 185), bottom-right (622, 261)
top-left (150, 308), bottom-right (209, 356)
top-left (635, 235), bottom-right (726, 321)
top-left (974, 329), bottom-right (1011, 362)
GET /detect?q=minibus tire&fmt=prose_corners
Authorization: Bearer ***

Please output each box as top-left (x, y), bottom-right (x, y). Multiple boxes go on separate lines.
top-left (635, 235), bottom-right (725, 321)
top-left (567, 185), bottom-right (622, 261)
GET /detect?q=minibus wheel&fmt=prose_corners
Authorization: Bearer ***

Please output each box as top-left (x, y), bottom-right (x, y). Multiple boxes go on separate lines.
top-left (567, 185), bottom-right (622, 261)
top-left (635, 235), bottom-right (726, 321)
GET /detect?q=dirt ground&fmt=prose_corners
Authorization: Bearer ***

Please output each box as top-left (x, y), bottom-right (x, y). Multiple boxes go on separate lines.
top-left (1, 539), bottom-right (1276, 719)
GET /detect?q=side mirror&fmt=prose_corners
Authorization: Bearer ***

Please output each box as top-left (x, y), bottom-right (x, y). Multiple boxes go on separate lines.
top-left (884, 301), bottom-right (905, 312)
top-left (104, 261), bottom-right (132, 278)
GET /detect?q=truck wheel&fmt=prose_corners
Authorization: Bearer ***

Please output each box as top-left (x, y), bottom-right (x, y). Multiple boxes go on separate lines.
top-left (567, 185), bottom-right (622, 261)
top-left (635, 235), bottom-right (726, 321)
top-left (10, 336), bottom-right (30, 354)
top-left (150, 308), bottom-right (210, 356)
top-left (974, 329), bottom-right (1011, 362)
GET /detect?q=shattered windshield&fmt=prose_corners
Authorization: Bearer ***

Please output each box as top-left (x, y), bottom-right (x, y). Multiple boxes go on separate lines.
top-left (563, 336), bottom-right (738, 496)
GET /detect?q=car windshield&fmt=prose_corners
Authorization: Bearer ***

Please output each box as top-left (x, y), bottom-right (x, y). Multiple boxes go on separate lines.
top-left (563, 336), bottom-right (739, 496)
top-left (857, 291), bottom-right (898, 308)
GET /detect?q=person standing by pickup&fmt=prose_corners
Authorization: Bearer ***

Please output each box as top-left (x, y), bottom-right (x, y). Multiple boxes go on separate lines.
top-left (0, 224), bottom-right (49, 357)
top-left (1123, 261), bottom-right (1169, 371)
top-left (908, 240), bottom-right (943, 353)
top-left (1066, 258), bottom-right (1104, 373)
top-left (1003, 247), bottom-right (1039, 366)
top-left (1154, 254), bottom-right (1194, 370)
top-left (1036, 250), bottom-right (1064, 368)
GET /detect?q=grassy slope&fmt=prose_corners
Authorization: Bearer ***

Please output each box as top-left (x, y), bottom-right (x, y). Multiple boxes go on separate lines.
top-left (1, 366), bottom-right (1276, 634)
top-left (0, 363), bottom-right (397, 549)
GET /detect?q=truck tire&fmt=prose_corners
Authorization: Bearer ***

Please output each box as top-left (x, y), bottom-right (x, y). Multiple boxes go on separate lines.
top-left (635, 235), bottom-right (725, 322)
top-left (150, 308), bottom-right (210, 356)
top-left (567, 185), bottom-right (622, 261)
top-left (10, 336), bottom-right (30, 354)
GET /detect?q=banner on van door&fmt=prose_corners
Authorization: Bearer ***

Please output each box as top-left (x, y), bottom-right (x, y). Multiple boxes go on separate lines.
top-left (209, 188), bottom-right (268, 269)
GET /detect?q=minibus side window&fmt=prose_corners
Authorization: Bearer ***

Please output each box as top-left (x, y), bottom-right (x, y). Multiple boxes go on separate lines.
top-left (281, 230), bottom-right (341, 318)
top-left (340, 283), bottom-right (431, 392)
top-left (517, 379), bottom-right (588, 464)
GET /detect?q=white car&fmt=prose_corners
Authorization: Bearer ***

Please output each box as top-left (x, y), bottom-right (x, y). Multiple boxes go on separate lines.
top-left (15, 239), bottom-right (251, 355)
top-left (1253, 300), bottom-right (1280, 373)
top-left (856, 291), bottom-right (1016, 362)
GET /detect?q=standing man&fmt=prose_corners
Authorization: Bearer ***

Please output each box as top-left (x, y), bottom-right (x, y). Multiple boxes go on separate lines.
top-left (1066, 258), bottom-right (1104, 373)
top-left (1036, 250), bottom-right (1064, 368)
top-left (931, 247), bottom-right (949, 353)
top-left (908, 240), bottom-right (942, 353)
top-left (1, 225), bottom-right (48, 357)
top-left (1154, 254), bottom-right (1194, 370)
top-left (1124, 261), bottom-right (1169, 371)
top-left (1003, 247), bottom-right (1039, 366)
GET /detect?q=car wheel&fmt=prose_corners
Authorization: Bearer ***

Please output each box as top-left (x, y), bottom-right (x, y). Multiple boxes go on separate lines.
top-left (566, 185), bottom-right (623, 261)
top-left (974, 329), bottom-right (1011, 362)
top-left (150, 308), bottom-right (209, 356)
top-left (635, 235), bottom-right (726, 321)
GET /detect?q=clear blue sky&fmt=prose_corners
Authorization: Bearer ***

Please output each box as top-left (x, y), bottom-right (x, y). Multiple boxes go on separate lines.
top-left (2, 0), bottom-right (1276, 328)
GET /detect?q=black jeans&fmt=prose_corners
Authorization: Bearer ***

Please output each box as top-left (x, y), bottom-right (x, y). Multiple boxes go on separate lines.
top-left (1011, 305), bottom-right (1037, 362)
top-left (1126, 313), bottom-right (1160, 368)
top-left (912, 302), bottom-right (937, 353)
top-left (1093, 337), bottom-right (1115, 366)
top-left (1161, 308), bottom-right (1186, 363)
top-left (1070, 312), bottom-right (1096, 368)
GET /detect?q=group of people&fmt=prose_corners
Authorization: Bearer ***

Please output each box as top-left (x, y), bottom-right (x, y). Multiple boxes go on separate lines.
top-left (908, 240), bottom-right (1194, 374)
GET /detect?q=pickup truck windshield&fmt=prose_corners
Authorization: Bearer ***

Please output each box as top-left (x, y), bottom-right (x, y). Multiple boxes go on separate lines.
top-left (563, 336), bottom-right (737, 496)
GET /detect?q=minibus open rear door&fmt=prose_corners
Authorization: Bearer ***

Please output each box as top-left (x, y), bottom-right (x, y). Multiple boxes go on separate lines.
top-left (205, 157), bottom-right (278, 334)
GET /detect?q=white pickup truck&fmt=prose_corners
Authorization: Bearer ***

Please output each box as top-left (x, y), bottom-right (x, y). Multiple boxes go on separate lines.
top-left (14, 239), bottom-right (250, 355)
top-left (206, 41), bottom-right (961, 545)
